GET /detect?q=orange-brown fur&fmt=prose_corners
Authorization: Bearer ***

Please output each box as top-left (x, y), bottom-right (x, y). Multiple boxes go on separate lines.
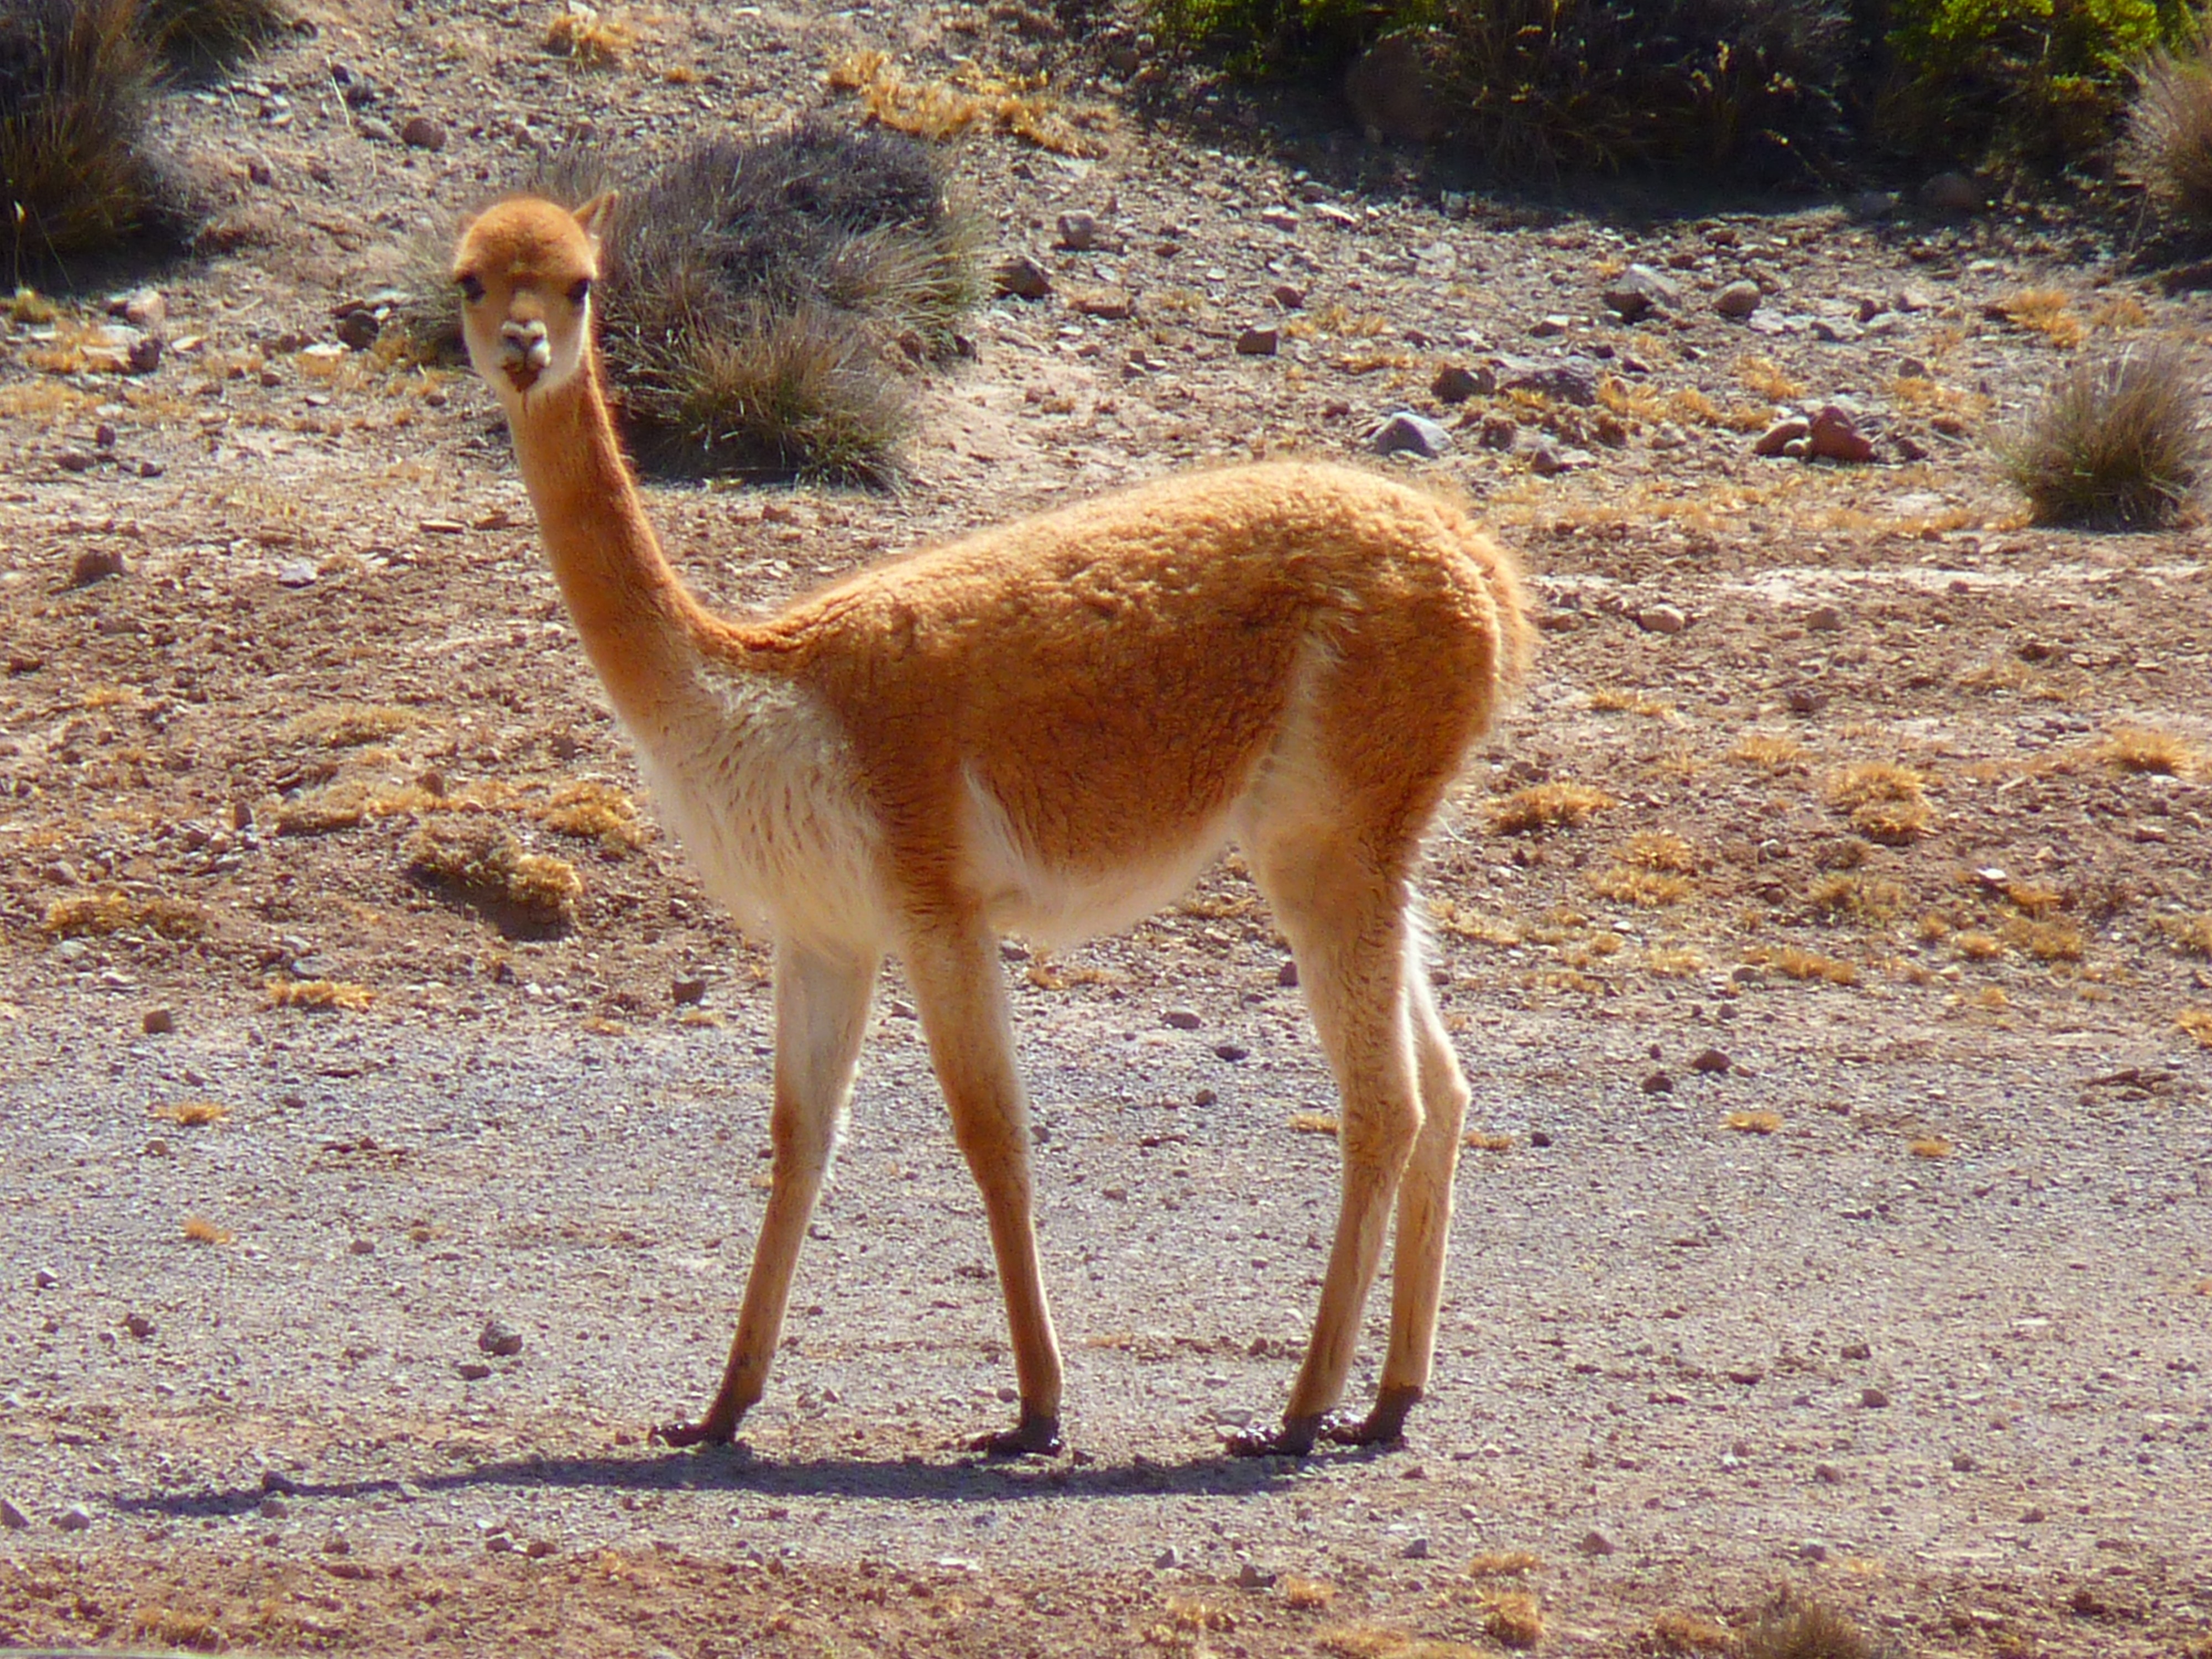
top-left (452, 194), bottom-right (1531, 1458)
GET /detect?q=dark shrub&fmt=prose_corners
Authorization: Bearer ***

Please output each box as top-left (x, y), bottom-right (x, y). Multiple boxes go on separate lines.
top-left (141, 0), bottom-right (289, 71)
top-left (2124, 41), bottom-right (2212, 232)
top-left (2000, 341), bottom-right (2205, 528)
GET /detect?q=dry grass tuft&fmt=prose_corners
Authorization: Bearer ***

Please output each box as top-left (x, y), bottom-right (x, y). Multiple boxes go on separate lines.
top-left (1480, 1592), bottom-right (1544, 1650)
top-left (1589, 687), bottom-right (1674, 718)
top-left (2176, 1008), bottom-right (2212, 1047)
top-left (2099, 725), bottom-right (2194, 774)
top-left (1737, 354), bottom-right (1803, 402)
top-left (1910, 1136), bottom-right (1953, 1158)
top-left (1646, 945), bottom-right (1707, 976)
top-left (133, 1604), bottom-right (220, 1646)
top-left (1739, 1595), bottom-right (1887, 1659)
top-left (0, 0), bottom-right (191, 269)
top-left (1317, 1627), bottom-right (1484, 1659)
top-left (1488, 784), bottom-right (1614, 835)
top-left (535, 780), bottom-right (645, 851)
top-left (1732, 732), bottom-right (1806, 771)
top-left (1954, 931), bottom-right (2004, 961)
top-left (1825, 763), bottom-right (1931, 846)
top-left (1464, 1130), bottom-right (1514, 1151)
top-left (1282, 1577), bottom-right (1338, 1610)
top-left (283, 702), bottom-right (413, 748)
top-left (1467, 1551), bottom-right (1542, 1577)
top-left (2153, 914), bottom-right (2212, 956)
top-left (181, 1215), bottom-right (233, 1244)
top-left (1652, 1611), bottom-right (1737, 1654)
top-left (264, 978), bottom-right (374, 1011)
top-left (43, 891), bottom-right (207, 939)
top-left (2004, 881), bottom-right (2064, 916)
top-left (828, 50), bottom-right (1109, 156)
top-left (2125, 44), bottom-right (2212, 235)
top-left (1590, 866), bottom-right (1691, 907)
top-left (142, 0), bottom-right (289, 69)
top-left (1995, 288), bottom-right (2085, 349)
top-left (407, 817), bottom-right (582, 934)
top-left (1756, 946), bottom-right (1859, 986)
top-left (1726, 1110), bottom-right (1783, 1134)
top-left (153, 1100), bottom-right (229, 1125)
top-left (1288, 1112), bottom-right (1340, 1136)
top-left (2000, 916), bottom-right (2084, 961)
top-left (1809, 873), bottom-right (1907, 926)
top-left (1620, 832), bottom-right (1697, 872)
top-left (2000, 341), bottom-right (2206, 529)
top-left (545, 0), bottom-right (630, 65)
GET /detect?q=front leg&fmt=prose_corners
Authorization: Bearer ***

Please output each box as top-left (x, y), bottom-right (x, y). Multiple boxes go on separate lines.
top-left (659, 940), bottom-right (878, 1449)
top-left (904, 908), bottom-right (1067, 1458)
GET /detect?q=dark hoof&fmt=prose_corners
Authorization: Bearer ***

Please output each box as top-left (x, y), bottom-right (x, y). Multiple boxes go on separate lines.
top-left (972, 1407), bottom-right (1063, 1457)
top-left (1226, 1413), bottom-right (1324, 1458)
top-left (653, 1417), bottom-right (738, 1449)
top-left (1322, 1385), bottom-right (1422, 1448)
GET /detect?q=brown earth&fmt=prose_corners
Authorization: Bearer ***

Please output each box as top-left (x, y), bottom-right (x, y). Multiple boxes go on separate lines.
top-left (2, 3), bottom-right (2210, 1656)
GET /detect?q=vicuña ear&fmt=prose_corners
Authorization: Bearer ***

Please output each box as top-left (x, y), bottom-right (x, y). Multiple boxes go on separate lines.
top-left (574, 191), bottom-right (618, 252)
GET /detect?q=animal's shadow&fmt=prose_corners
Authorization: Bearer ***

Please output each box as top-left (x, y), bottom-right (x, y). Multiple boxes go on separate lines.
top-left (105, 1441), bottom-right (1404, 1521)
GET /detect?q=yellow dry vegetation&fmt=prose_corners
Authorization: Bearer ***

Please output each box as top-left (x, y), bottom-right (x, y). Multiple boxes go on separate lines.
top-left (1910, 1136), bottom-right (1953, 1159)
top-left (1464, 1130), bottom-right (1514, 1151)
top-left (1590, 866), bottom-right (1691, 907)
top-left (1826, 762), bottom-right (1931, 845)
top-left (1281, 1577), bottom-right (1338, 1610)
top-left (2100, 726), bottom-right (2195, 775)
top-left (2177, 1008), bottom-right (2212, 1047)
top-left (1954, 931), bottom-right (2004, 961)
top-left (1735, 354), bottom-right (1803, 401)
top-left (1646, 946), bottom-right (1706, 977)
top-left (181, 1217), bottom-right (233, 1245)
top-left (1480, 1592), bottom-right (1544, 1651)
top-left (546, 1), bottom-right (632, 66)
top-left (535, 780), bottom-right (646, 850)
top-left (43, 893), bottom-right (208, 940)
top-left (2153, 914), bottom-right (2212, 957)
top-left (1731, 732), bottom-right (1804, 771)
top-left (1808, 873), bottom-right (1907, 925)
top-left (1726, 1110), bottom-right (1783, 1134)
top-left (152, 1100), bottom-right (229, 1126)
top-left (407, 817), bottom-right (583, 929)
top-left (1620, 831), bottom-right (1697, 872)
top-left (1288, 1112), bottom-right (1340, 1136)
top-left (1588, 687), bottom-right (1675, 718)
top-left (1466, 1551), bottom-right (1542, 1577)
top-left (1755, 946), bottom-right (1859, 985)
top-left (828, 51), bottom-right (1109, 156)
top-left (265, 978), bottom-right (375, 1011)
top-left (1651, 1611), bottom-right (1736, 1654)
top-left (2001, 916), bottom-right (2083, 961)
top-left (1995, 288), bottom-right (2084, 348)
top-left (1317, 1628), bottom-right (1485, 1659)
top-left (1488, 784), bottom-right (1614, 834)
top-left (283, 703), bottom-right (414, 748)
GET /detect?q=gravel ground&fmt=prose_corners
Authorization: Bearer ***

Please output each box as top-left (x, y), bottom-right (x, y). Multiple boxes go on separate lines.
top-left (2, 0), bottom-right (2211, 1652)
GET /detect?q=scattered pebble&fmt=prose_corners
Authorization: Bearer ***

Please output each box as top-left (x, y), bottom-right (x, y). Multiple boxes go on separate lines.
top-left (479, 1318), bottom-right (524, 1358)
top-left (399, 115), bottom-right (447, 150)
top-left (672, 977), bottom-right (708, 1006)
top-left (1234, 327), bottom-right (1279, 357)
top-left (1271, 283), bottom-right (1305, 310)
top-left (1754, 418), bottom-right (1810, 458)
top-left (1814, 1462), bottom-right (1843, 1484)
top-left (1641, 1070), bottom-right (1674, 1095)
top-left (1155, 1546), bottom-right (1183, 1569)
top-left (1236, 1561), bottom-right (1276, 1588)
top-left (122, 1313), bottom-right (154, 1339)
top-left (276, 561), bottom-right (319, 588)
top-left (1527, 439), bottom-right (1594, 477)
top-left (0, 1498), bottom-right (28, 1529)
top-left (1213, 1044), bottom-right (1248, 1062)
top-left (34, 1269), bottom-right (58, 1289)
top-left (1401, 1536), bottom-right (1430, 1559)
top-left (1690, 1048), bottom-right (1731, 1074)
top-left (1921, 170), bottom-right (1981, 216)
top-left (71, 548), bottom-right (127, 586)
top-left (1809, 404), bottom-right (1876, 464)
top-left (260, 1470), bottom-right (298, 1495)
top-left (1800, 1538), bottom-right (1832, 1562)
top-left (1600, 264), bottom-right (1681, 322)
top-left (1576, 1530), bottom-right (1617, 1557)
top-left (56, 1504), bottom-right (93, 1532)
top-left (994, 256), bottom-right (1052, 302)
top-left (1840, 1340), bottom-right (1872, 1361)
top-left (1805, 604), bottom-right (1844, 632)
top-left (1069, 289), bottom-right (1134, 321)
top-left (1371, 411), bottom-right (1451, 459)
top-left (1714, 280), bottom-right (1762, 319)
top-left (1430, 363), bottom-right (1493, 403)
top-left (458, 1361), bottom-right (492, 1381)
top-left (1163, 1009), bottom-right (1202, 1031)
top-left (1056, 211), bottom-right (1103, 251)
top-left (1276, 959), bottom-right (1298, 988)
top-left (259, 1495), bottom-right (289, 1520)
top-left (1528, 1129), bottom-right (1552, 1147)
top-left (1635, 604), bottom-right (1689, 635)
top-left (1861, 1386), bottom-right (1891, 1408)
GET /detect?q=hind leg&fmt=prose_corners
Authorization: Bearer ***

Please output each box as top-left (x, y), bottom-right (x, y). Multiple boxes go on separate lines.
top-left (1231, 825), bottom-right (1425, 1457)
top-left (1327, 936), bottom-right (1467, 1446)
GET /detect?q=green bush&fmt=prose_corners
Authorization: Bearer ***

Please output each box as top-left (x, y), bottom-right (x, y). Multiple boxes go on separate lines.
top-left (1877, 0), bottom-right (2196, 166)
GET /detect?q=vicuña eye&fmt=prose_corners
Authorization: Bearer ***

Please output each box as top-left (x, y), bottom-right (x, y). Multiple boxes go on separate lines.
top-left (567, 276), bottom-right (592, 305)
top-left (457, 273), bottom-right (486, 303)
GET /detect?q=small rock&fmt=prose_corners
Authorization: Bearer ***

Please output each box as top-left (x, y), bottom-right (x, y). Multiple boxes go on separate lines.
top-left (1271, 283), bottom-right (1306, 310)
top-left (259, 1495), bottom-right (289, 1520)
top-left (1259, 206), bottom-right (1301, 232)
top-left (458, 1361), bottom-right (492, 1381)
top-left (354, 114), bottom-right (398, 144)
top-left (1808, 405), bottom-right (1875, 464)
top-left (1781, 437), bottom-right (1812, 460)
top-left (1753, 417), bottom-right (1810, 457)
top-left (123, 1312), bottom-right (154, 1339)
top-left (56, 1504), bottom-right (93, 1532)
top-left (108, 288), bottom-right (166, 328)
top-left (1528, 1129), bottom-right (1552, 1147)
top-left (1527, 440), bottom-right (1594, 477)
top-left (1069, 288), bottom-right (1134, 321)
top-left (1689, 1048), bottom-right (1730, 1074)
top-left (1860, 1386), bottom-right (1890, 1408)
top-left (1813, 1462), bottom-right (1843, 1484)
top-left (34, 1269), bottom-right (58, 1289)
top-left (335, 310), bottom-right (380, 351)
top-left (1576, 1530), bottom-right (1617, 1557)
top-left (1600, 263), bottom-right (1682, 322)
top-left (276, 561), bottom-right (319, 588)
top-left (1635, 604), bottom-right (1689, 635)
top-left (260, 1470), bottom-right (298, 1495)
top-left (1495, 354), bottom-right (1598, 405)
top-left (993, 255), bottom-right (1052, 300)
top-left (479, 1318), bottom-right (524, 1358)
top-left (1372, 411), bottom-right (1451, 458)
top-left (2022, 1506), bottom-right (2046, 1524)
top-left (1164, 1008), bottom-right (1202, 1030)
top-left (1431, 363), bottom-right (1493, 403)
top-left (349, 1238), bottom-right (375, 1256)
top-left (1155, 1546), bottom-right (1183, 1569)
top-left (485, 1531), bottom-right (515, 1553)
top-left (525, 1537), bottom-right (559, 1559)
top-left (71, 547), bottom-right (127, 585)
top-left (1235, 326), bottom-right (1279, 357)
top-left (399, 115), bottom-right (447, 151)
top-left (1952, 1451), bottom-right (1977, 1472)
top-left (1800, 1539), bottom-right (1831, 1563)
top-left (1277, 959), bottom-right (1299, 987)
top-left (1401, 1536), bottom-right (1430, 1559)
top-left (672, 977), bottom-right (708, 1006)
top-left (1786, 686), bottom-right (1827, 715)
top-left (0, 1498), bottom-right (28, 1528)
top-left (56, 449), bottom-right (96, 473)
top-left (1805, 604), bottom-right (1844, 632)
top-left (1056, 211), bottom-right (1102, 251)
top-left (1235, 1561), bottom-right (1277, 1589)
top-left (1213, 1043), bottom-right (1249, 1062)
top-left (1714, 280), bottom-right (1762, 319)
top-left (1921, 170), bottom-right (1981, 216)
top-left (1528, 315), bottom-right (1569, 338)
top-left (1849, 190), bottom-right (1901, 220)
top-left (94, 423), bottom-right (116, 449)
top-left (1641, 1070), bottom-right (1675, 1095)
top-left (1478, 412), bottom-right (1517, 450)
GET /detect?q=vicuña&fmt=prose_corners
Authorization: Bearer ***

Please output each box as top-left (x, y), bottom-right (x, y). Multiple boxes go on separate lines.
top-left (451, 192), bottom-right (1531, 1457)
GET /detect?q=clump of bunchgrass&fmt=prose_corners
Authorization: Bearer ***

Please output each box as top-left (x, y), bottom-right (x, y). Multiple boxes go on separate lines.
top-left (406, 816), bottom-right (582, 935)
top-left (142, 0), bottom-right (289, 71)
top-left (0, 0), bottom-right (186, 269)
top-left (2000, 341), bottom-right (2205, 529)
top-left (1487, 782), bottom-right (1614, 834)
top-left (1739, 1595), bottom-right (1893, 1659)
top-left (2125, 43), bottom-right (2212, 236)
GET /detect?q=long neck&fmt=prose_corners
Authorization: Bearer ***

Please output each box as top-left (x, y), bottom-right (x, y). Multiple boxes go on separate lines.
top-left (506, 362), bottom-right (702, 721)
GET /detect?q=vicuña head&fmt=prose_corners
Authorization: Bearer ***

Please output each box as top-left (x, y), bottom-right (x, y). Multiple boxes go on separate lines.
top-left (451, 191), bottom-right (1533, 1466)
top-left (451, 192), bottom-right (614, 405)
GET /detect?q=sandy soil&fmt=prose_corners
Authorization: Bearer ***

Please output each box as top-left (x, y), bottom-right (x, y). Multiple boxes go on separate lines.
top-left (2, 2), bottom-right (2210, 1654)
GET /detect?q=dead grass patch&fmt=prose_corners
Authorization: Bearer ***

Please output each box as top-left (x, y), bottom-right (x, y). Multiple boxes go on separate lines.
top-left (282, 703), bottom-right (413, 748)
top-left (1726, 1110), bottom-right (1783, 1134)
top-left (407, 817), bottom-right (582, 934)
top-left (1755, 946), bottom-right (1859, 985)
top-left (1480, 1592), bottom-right (1544, 1650)
top-left (1826, 763), bottom-right (1931, 845)
top-left (1808, 873), bottom-right (1907, 925)
top-left (1652, 1611), bottom-right (1736, 1653)
top-left (2177, 1008), bottom-right (2212, 1047)
top-left (181, 1216), bottom-right (233, 1245)
top-left (828, 50), bottom-right (1108, 156)
top-left (264, 978), bottom-right (374, 1011)
top-left (43, 891), bottom-right (207, 939)
top-left (1736, 354), bottom-right (1803, 401)
top-left (1620, 831), bottom-right (1697, 872)
top-left (1488, 784), bottom-right (1614, 834)
top-left (1909, 1135), bottom-right (1953, 1158)
top-left (1464, 1130), bottom-right (1514, 1151)
top-left (1732, 732), bottom-right (1805, 771)
top-left (1954, 931), bottom-right (2004, 961)
top-left (1288, 1112), bottom-right (1340, 1136)
top-left (2000, 341), bottom-right (2205, 529)
top-left (1995, 288), bottom-right (2085, 349)
top-left (2000, 916), bottom-right (2084, 961)
top-left (1466, 1551), bottom-right (1541, 1577)
top-left (2100, 725), bottom-right (2194, 774)
top-left (1589, 687), bottom-right (1674, 718)
top-left (1281, 1577), bottom-right (1338, 1610)
top-left (152, 1100), bottom-right (229, 1126)
top-left (1740, 1597), bottom-right (1890, 1659)
top-left (2153, 914), bottom-right (2212, 956)
top-left (1646, 946), bottom-right (1707, 976)
top-left (1317, 1628), bottom-right (1484, 1659)
top-left (2004, 881), bottom-right (2064, 916)
top-left (1590, 865), bottom-right (1691, 906)
top-left (545, 0), bottom-right (630, 65)
top-left (534, 780), bottom-right (645, 850)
